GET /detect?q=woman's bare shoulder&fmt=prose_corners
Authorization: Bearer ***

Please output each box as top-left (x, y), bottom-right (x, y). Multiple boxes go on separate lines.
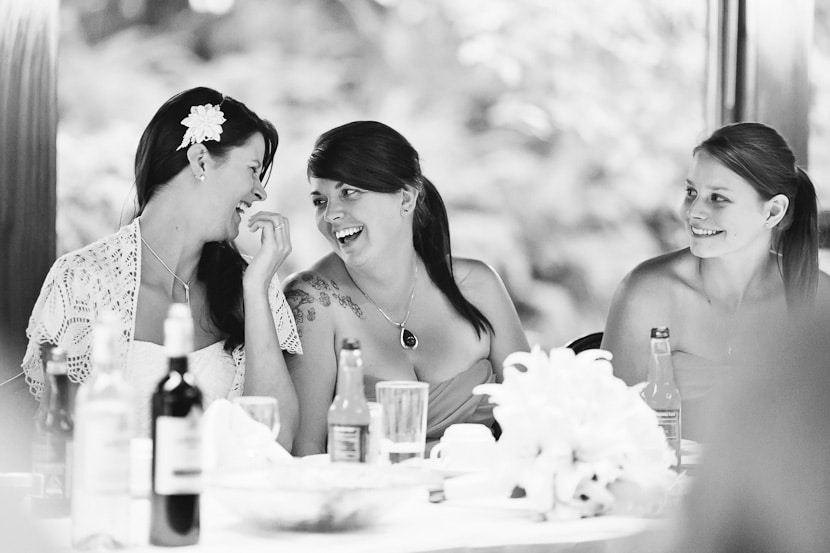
top-left (283, 254), bottom-right (347, 292)
top-left (452, 257), bottom-right (502, 285)
top-left (623, 248), bottom-right (696, 288)
top-left (611, 249), bottom-right (698, 310)
top-left (282, 254), bottom-right (363, 331)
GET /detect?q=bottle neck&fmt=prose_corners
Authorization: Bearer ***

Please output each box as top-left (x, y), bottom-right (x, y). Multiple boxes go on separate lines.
top-left (648, 337), bottom-right (676, 384)
top-left (47, 371), bottom-right (70, 411)
top-left (168, 356), bottom-right (189, 375)
top-left (335, 351), bottom-right (365, 399)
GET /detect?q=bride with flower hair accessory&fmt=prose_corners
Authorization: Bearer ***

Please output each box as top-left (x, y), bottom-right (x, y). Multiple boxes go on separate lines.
top-left (176, 103), bottom-right (226, 151)
top-left (21, 87), bottom-right (301, 449)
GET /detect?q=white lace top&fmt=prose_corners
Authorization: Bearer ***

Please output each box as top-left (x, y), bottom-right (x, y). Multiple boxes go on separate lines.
top-left (127, 340), bottom-right (240, 438)
top-left (21, 219), bottom-right (302, 400)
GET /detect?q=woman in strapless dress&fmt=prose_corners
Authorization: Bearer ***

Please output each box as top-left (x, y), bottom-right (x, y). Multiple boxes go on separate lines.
top-left (284, 121), bottom-right (529, 456)
top-left (601, 122), bottom-right (830, 440)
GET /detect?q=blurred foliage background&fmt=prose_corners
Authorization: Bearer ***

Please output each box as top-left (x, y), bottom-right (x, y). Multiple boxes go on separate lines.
top-left (57, 0), bottom-right (711, 348)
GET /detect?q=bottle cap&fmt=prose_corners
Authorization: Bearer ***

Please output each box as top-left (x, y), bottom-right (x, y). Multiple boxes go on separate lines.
top-left (341, 338), bottom-right (361, 351)
top-left (46, 347), bottom-right (68, 375)
top-left (651, 327), bottom-right (670, 339)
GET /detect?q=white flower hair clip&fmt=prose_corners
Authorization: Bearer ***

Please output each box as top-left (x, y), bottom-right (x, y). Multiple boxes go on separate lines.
top-left (176, 103), bottom-right (226, 151)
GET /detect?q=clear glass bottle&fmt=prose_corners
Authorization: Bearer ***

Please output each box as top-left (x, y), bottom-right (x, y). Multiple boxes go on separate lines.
top-left (72, 311), bottom-right (132, 550)
top-left (31, 346), bottom-right (73, 517)
top-left (150, 303), bottom-right (203, 546)
top-left (327, 338), bottom-right (370, 463)
top-left (640, 326), bottom-right (682, 468)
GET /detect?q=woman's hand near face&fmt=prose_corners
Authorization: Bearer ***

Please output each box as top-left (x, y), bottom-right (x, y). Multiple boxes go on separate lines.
top-left (243, 211), bottom-right (292, 291)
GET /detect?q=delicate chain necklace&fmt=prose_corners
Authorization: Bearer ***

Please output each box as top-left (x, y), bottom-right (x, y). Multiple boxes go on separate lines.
top-left (348, 264), bottom-right (419, 350)
top-left (141, 236), bottom-right (193, 307)
top-left (698, 259), bottom-right (740, 358)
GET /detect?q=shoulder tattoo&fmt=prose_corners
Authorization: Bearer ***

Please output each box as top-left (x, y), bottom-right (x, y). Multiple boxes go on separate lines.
top-left (286, 276), bottom-right (364, 336)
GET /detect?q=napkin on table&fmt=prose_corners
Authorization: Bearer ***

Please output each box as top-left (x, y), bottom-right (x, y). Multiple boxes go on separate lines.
top-left (202, 398), bottom-right (293, 471)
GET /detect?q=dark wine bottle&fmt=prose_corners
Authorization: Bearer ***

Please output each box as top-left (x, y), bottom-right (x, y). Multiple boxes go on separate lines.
top-left (150, 303), bottom-right (203, 546)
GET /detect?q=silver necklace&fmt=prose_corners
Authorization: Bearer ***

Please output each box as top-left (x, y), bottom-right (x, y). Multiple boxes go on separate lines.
top-left (698, 259), bottom-right (737, 358)
top-left (141, 236), bottom-right (193, 307)
top-left (349, 264), bottom-right (419, 350)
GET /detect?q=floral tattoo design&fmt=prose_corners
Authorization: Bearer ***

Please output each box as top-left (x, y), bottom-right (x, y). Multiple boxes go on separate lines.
top-left (286, 274), bottom-right (364, 336)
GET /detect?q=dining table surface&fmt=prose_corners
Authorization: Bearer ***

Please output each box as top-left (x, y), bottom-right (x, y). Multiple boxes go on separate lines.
top-left (16, 459), bottom-right (689, 553)
top-left (3, 428), bottom-right (700, 553)
top-left (29, 495), bottom-right (667, 553)
top-left (7, 429), bottom-right (699, 553)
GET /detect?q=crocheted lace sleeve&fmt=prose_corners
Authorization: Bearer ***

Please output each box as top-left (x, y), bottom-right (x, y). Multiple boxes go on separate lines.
top-left (269, 275), bottom-right (302, 355)
top-left (21, 257), bottom-right (101, 399)
top-left (21, 226), bottom-right (137, 401)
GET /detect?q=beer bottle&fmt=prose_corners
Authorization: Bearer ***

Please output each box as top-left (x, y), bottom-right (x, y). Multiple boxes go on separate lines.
top-left (31, 346), bottom-right (73, 517)
top-left (640, 326), bottom-right (682, 468)
top-left (327, 338), bottom-right (370, 462)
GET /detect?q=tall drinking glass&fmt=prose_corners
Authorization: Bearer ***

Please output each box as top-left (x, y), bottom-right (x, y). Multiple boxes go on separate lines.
top-left (375, 381), bottom-right (429, 464)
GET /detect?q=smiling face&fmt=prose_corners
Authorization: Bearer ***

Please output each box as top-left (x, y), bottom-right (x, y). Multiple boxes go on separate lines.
top-left (682, 152), bottom-right (774, 260)
top-left (202, 133), bottom-right (267, 241)
top-left (309, 177), bottom-right (408, 267)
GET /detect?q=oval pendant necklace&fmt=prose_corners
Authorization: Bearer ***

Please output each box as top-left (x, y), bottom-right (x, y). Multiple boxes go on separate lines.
top-left (348, 264), bottom-right (419, 350)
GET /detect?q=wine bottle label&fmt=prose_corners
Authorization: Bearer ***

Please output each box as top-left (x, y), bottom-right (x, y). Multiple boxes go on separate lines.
top-left (76, 409), bottom-right (130, 494)
top-left (329, 424), bottom-right (368, 463)
top-left (154, 415), bottom-right (203, 494)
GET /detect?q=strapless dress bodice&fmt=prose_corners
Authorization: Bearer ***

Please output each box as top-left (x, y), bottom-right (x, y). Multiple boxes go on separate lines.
top-left (126, 340), bottom-right (243, 437)
top-left (364, 359), bottom-right (496, 446)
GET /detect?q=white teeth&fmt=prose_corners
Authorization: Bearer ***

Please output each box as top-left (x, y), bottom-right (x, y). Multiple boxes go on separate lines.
top-left (691, 227), bottom-right (720, 236)
top-left (335, 226), bottom-right (363, 240)
top-left (236, 201), bottom-right (250, 211)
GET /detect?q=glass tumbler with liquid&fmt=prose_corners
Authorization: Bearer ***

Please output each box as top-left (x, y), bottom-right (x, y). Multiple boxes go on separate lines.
top-left (375, 381), bottom-right (429, 464)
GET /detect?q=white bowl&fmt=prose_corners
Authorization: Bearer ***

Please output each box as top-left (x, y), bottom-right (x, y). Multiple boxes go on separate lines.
top-left (209, 461), bottom-right (428, 532)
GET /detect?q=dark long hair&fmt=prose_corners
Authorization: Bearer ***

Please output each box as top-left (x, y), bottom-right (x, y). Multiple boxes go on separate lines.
top-left (134, 86), bottom-right (279, 351)
top-left (694, 122), bottom-right (819, 308)
top-left (307, 121), bottom-right (494, 337)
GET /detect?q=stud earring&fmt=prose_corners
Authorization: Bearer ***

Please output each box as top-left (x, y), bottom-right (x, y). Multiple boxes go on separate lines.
top-left (196, 174), bottom-right (205, 182)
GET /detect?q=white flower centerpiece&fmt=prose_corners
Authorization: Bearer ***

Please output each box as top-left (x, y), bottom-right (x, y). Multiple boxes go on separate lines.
top-left (474, 346), bottom-right (678, 521)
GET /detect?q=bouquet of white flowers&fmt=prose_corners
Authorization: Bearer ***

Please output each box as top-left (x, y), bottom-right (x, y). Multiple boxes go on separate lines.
top-left (474, 346), bottom-right (678, 520)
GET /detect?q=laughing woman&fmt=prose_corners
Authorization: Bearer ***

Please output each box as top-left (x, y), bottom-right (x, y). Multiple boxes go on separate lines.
top-left (284, 121), bottom-right (529, 456)
top-left (601, 122), bottom-right (830, 440)
top-left (21, 87), bottom-right (301, 448)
